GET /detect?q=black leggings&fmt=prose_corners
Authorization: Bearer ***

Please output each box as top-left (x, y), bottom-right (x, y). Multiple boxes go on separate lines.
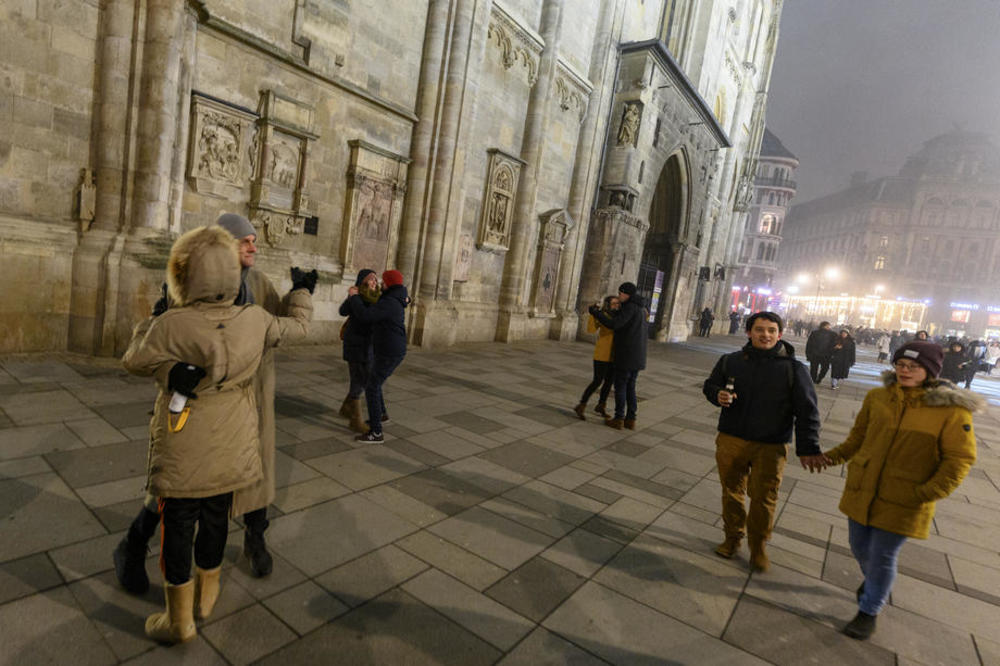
top-left (159, 493), bottom-right (232, 585)
top-left (580, 360), bottom-right (614, 405)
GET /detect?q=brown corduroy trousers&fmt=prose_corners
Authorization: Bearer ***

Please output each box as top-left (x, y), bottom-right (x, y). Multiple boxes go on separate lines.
top-left (715, 432), bottom-right (787, 542)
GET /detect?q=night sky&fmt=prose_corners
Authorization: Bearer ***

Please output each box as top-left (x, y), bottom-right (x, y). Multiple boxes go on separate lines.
top-left (766, 0), bottom-right (1000, 203)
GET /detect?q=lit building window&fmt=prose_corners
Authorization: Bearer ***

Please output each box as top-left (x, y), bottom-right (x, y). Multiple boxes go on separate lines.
top-left (878, 235), bottom-right (888, 249)
top-left (759, 214), bottom-right (775, 234)
top-left (874, 255), bottom-right (885, 270)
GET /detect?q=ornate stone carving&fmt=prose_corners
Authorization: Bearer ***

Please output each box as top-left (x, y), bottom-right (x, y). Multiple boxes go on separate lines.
top-left (76, 168), bottom-right (96, 231)
top-left (187, 92), bottom-right (258, 198)
top-left (454, 234), bottom-right (474, 282)
top-left (553, 59), bottom-right (592, 123)
top-left (249, 91), bottom-right (318, 247)
top-left (530, 209), bottom-right (574, 317)
top-left (603, 185), bottom-right (638, 213)
top-left (617, 101), bottom-right (642, 147)
top-left (487, 3), bottom-right (543, 86)
top-left (341, 140), bottom-right (410, 275)
top-left (478, 149), bottom-right (524, 252)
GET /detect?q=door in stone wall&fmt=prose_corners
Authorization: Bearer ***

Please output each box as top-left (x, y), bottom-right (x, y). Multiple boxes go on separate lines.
top-left (642, 154), bottom-right (686, 337)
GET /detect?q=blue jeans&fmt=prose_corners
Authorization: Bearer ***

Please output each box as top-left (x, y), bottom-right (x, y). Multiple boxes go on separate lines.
top-left (612, 369), bottom-right (639, 420)
top-left (365, 354), bottom-right (404, 434)
top-left (848, 518), bottom-right (908, 615)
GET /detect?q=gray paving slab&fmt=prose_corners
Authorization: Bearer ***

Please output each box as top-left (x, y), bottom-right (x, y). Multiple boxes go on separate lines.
top-left (44, 439), bottom-right (148, 488)
top-left (0, 552), bottom-right (63, 606)
top-left (429, 505), bottom-right (555, 570)
top-left (479, 440), bottom-right (576, 478)
top-left (496, 626), bottom-right (609, 665)
top-left (261, 580), bottom-right (349, 635)
top-left (315, 544), bottom-right (428, 607)
top-left (0, 422), bottom-right (86, 460)
top-left (485, 556), bottom-right (586, 622)
top-left (201, 604), bottom-right (297, 665)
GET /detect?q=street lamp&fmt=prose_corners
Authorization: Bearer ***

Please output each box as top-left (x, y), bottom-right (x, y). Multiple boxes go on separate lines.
top-left (808, 266), bottom-right (839, 318)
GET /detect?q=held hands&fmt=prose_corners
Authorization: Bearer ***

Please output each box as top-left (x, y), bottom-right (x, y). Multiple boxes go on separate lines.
top-left (717, 390), bottom-right (737, 407)
top-left (290, 267), bottom-right (318, 294)
top-left (167, 363), bottom-right (207, 399)
top-left (799, 453), bottom-right (834, 473)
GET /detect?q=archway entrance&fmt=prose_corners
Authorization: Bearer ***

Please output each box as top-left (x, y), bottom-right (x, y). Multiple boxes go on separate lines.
top-left (638, 154), bottom-right (686, 338)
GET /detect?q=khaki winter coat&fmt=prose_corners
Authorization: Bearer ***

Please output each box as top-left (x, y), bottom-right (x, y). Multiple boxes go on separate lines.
top-left (825, 372), bottom-right (982, 539)
top-left (122, 226), bottom-right (311, 499)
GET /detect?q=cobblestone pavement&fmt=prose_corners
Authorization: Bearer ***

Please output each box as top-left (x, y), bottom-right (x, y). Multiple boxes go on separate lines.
top-left (2, 334), bottom-right (1000, 665)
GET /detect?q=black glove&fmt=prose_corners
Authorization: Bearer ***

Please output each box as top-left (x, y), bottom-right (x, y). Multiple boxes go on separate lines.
top-left (588, 304), bottom-right (600, 316)
top-left (291, 267), bottom-right (318, 294)
top-left (152, 283), bottom-right (169, 317)
top-left (168, 363), bottom-right (206, 399)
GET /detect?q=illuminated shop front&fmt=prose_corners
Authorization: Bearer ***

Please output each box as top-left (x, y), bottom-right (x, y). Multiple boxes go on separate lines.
top-left (775, 293), bottom-right (927, 330)
top-left (941, 303), bottom-right (1000, 340)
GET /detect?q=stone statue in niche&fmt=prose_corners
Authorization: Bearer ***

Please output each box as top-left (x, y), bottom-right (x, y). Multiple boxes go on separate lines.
top-left (358, 179), bottom-right (392, 241)
top-left (617, 102), bottom-right (641, 146)
top-left (478, 149), bottom-right (523, 252)
top-left (488, 192), bottom-right (509, 233)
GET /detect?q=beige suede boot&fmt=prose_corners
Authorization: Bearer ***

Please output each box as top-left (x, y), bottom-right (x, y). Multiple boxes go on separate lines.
top-left (145, 580), bottom-right (196, 644)
top-left (194, 566), bottom-right (221, 621)
top-left (348, 398), bottom-right (367, 433)
top-left (338, 396), bottom-right (352, 419)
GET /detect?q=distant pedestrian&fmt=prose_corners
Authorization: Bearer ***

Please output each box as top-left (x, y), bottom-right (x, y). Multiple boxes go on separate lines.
top-left (819, 341), bottom-right (981, 640)
top-left (830, 330), bottom-right (856, 389)
top-left (574, 295), bottom-right (619, 419)
top-left (728, 310), bottom-right (741, 335)
top-left (913, 330), bottom-right (930, 341)
top-left (940, 341), bottom-right (968, 384)
top-left (805, 321), bottom-right (837, 385)
top-left (702, 311), bottom-right (824, 572)
top-left (348, 270), bottom-right (409, 443)
top-left (699, 307), bottom-right (715, 337)
top-left (589, 282), bottom-right (648, 430)
top-left (875, 333), bottom-right (890, 363)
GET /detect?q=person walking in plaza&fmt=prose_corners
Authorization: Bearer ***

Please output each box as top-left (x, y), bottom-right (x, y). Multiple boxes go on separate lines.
top-left (818, 341), bottom-right (980, 640)
top-left (113, 214), bottom-right (309, 595)
top-left (805, 320), bottom-right (837, 385)
top-left (702, 311), bottom-right (824, 572)
top-left (728, 310), bottom-right (741, 335)
top-left (940, 341), bottom-right (969, 384)
top-left (875, 332), bottom-right (890, 363)
top-left (122, 225), bottom-right (313, 643)
top-left (830, 329), bottom-right (856, 389)
top-left (588, 282), bottom-right (647, 430)
top-left (699, 307), bottom-right (715, 337)
top-left (347, 269), bottom-right (408, 443)
top-left (338, 269), bottom-right (381, 433)
top-left (574, 295), bottom-right (619, 420)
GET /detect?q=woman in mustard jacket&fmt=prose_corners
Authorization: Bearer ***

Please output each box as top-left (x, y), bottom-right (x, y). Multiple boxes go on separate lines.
top-left (821, 341), bottom-right (981, 640)
top-left (574, 295), bottom-right (619, 419)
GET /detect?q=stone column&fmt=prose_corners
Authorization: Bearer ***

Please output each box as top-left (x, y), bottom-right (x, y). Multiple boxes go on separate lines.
top-left (550, 0), bottom-right (626, 340)
top-left (396, 0), bottom-right (453, 281)
top-left (496, 0), bottom-right (564, 342)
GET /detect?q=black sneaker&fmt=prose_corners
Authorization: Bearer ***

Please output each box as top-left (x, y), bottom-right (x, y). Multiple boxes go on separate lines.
top-left (356, 430), bottom-right (384, 443)
top-left (843, 611), bottom-right (877, 640)
top-left (243, 531), bottom-right (273, 578)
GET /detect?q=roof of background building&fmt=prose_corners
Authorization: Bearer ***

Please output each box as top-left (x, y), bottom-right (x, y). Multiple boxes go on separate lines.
top-left (761, 128), bottom-right (797, 161)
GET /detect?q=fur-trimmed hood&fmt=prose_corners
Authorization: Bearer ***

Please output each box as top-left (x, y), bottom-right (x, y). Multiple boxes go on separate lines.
top-left (167, 226), bottom-right (241, 307)
top-left (881, 370), bottom-right (986, 412)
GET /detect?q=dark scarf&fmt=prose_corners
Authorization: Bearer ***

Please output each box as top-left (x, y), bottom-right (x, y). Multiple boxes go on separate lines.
top-left (234, 267), bottom-right (255, 306)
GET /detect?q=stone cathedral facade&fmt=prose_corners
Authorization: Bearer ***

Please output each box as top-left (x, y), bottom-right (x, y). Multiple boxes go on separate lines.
top-left (0, 0), bottom-right (784, 354)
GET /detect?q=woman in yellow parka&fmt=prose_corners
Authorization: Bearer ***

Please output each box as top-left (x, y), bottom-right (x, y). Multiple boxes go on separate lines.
top-left (821, 341), bottom-right (982, 641)
top-left (573, 295), bottom-right (619, 419)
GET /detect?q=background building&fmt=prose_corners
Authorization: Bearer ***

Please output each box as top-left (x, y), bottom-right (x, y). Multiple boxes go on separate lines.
top-left (731, 127), bottom-right (797, 313)
top-left (0, 0), bottom-right (785, 354)
top-left (778, 130), bottom-right (1000, 337)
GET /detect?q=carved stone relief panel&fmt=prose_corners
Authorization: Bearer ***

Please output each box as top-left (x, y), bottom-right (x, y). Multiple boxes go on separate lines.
top-left (617, 100), bottom-right (643, 147)
top-left (478, 149), bottom-right (525, 253)
top-left (486, 3), bottom-right (543, 87)
top-left (187, 92), bottom-right (258, 198)
top-left (341, 140), bottom-right (410, 275)
top-left (249, 90), bottom-right (318, 247)
top-left (530, 209), bottom-right (573, 317)
top-left (453, 234), bottom-right (474, 282)
top-left (553, 59), bottom-right (592, 124)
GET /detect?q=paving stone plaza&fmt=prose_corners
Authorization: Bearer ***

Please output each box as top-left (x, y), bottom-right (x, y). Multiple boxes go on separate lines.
top-left (1, 335), bottom-right (1000, 665)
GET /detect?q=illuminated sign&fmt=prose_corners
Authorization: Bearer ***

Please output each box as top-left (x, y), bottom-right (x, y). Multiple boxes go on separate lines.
top-left (989, 314), bottom-right (1000, 327)
top-left (951, 310), bottom-right (971, 323)
top-left (950, 302), bottom-right (980, 310)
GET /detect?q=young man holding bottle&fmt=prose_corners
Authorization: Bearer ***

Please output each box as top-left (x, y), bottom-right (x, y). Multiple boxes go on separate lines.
top-left (702, 311), bottom-right (825, 572)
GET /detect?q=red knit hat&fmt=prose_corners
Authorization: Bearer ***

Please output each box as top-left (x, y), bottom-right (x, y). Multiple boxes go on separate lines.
top-left (382, 269), bottom-right (404, 288)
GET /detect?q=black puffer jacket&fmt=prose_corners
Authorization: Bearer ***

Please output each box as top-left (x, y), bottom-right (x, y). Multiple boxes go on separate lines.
top-left (339, 272), bottom-right (376, 363)
top-left (590, 295), bottom-right (647, 371)
top-left (348, 284), bottom-right (408, 358)
top-left (703, 340), bottom-right (821, 456)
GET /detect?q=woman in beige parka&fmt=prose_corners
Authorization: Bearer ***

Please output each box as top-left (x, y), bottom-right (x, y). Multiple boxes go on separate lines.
top-left (122, 225), bottom-right (313, 644)
top-left (821, 341), bottom-right (982, 641)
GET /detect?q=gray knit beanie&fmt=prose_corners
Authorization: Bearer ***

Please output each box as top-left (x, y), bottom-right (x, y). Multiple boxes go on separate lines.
top-left (216, 213), bottom-right (256, 240)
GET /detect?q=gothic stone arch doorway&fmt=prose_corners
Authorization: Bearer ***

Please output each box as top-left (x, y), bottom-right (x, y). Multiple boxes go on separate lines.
top-left (638, 153), bottom-right (687, 339)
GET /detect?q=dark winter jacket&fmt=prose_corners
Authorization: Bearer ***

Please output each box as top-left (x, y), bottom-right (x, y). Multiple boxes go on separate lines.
top-left (805, 327), bottom-right (838, 362)
top-left (590, 295), bottom-right (648, 371)
top-left (830, 337), bottom-right (856, 379)
top-left (348, 283), bottom-right (408, 358)
top-left (703, 340), bottom-right (821, 456)
top-left (339, 272), bottom-right (376, 363)
top-left (940, 349), bottom-right (967, 384)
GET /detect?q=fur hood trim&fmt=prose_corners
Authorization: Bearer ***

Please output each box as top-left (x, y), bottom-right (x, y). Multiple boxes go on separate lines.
top-left (167, 226), bottom-right (241, 307)
top-left (881, 370), bottom-right (986, 412)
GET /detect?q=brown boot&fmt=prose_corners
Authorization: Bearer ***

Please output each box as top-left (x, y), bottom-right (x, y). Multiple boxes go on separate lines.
top-left (605, 417), bottom-right (624, 430)
top-left (749, 539), bottom-right (770, 572)
top-left (193, 566), bottom-right (221, 621)
top-left (338, 396), bottom-right (352, 419)
top-left (594, 402), bottom-right (610, 418)
top-left (145, 580), bottom-right (196, 644)
top-left (348, 398), bottom-right (367, 433)
top-left (714, 535), bottom-right (741, 559)
top-left (573, 403), bottom-right (586, 420)
top-left (624, 418), bottom-right (636, 430)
